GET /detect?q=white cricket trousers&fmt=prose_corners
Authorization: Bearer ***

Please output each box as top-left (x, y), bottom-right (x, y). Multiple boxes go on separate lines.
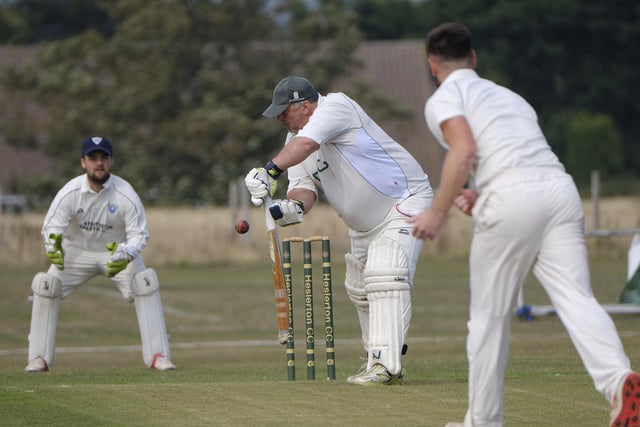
top-left (463, 167), bottom-right (631, 427)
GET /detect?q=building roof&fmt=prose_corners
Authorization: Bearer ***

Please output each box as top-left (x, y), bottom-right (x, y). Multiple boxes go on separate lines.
top-left (349, 39), bottom-right (443, 182)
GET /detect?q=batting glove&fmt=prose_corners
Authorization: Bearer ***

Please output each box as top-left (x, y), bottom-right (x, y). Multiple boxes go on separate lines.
top-left (106, 242), bottom-right (133, 278)
top-left (244, 161), bottom-right (282, 206)
top-left (45, 233), bottom-right (64, 270)
top-left (269, 199), bottom-right (304, 227)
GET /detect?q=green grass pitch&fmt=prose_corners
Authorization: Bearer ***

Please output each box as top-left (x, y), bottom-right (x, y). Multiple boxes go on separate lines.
top-left (1, 254), bottom-right (638, 426)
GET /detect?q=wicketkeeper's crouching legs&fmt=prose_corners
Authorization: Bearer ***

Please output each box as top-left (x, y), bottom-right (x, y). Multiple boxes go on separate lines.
top-left (25, 273), bottom-right (62, 372)
top-left (26, 267), bottom-right (174, 372)
top-left (131, 268), bottom-right (174, 370)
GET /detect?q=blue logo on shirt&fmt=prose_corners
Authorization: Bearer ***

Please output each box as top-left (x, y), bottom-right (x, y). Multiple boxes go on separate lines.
top-left (108, 204), bottom-right (117, 214)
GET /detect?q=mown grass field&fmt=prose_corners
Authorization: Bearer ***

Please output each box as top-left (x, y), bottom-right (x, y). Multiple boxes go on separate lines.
top-left (1, 253), bottom-right (639, 426)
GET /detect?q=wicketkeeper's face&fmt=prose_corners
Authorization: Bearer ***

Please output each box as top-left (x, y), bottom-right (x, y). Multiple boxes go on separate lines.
top-left (81, 151), bottom-right (113, 183)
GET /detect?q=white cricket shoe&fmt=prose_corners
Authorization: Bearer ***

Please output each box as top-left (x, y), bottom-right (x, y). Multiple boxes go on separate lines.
top-left (151, 354), bottom-right (175, 371)
top-left (444, 423), bottom-right (464, 427)
top-left (346, 363), bottom-right (403, 385)
top-left (351, 358), bottom-right (368, 376)
top-left (25, 356), bottom-right (49, 373)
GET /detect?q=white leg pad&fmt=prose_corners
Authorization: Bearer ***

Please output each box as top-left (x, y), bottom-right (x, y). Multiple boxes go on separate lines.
top-left (131, 268), bottom-right (171, 366)
top-left (364, 238), bottom-right (412, 375)
top-left (28, 273), bottom-right (62, 367)
top-left (345, 253), bottom-right (369, 351)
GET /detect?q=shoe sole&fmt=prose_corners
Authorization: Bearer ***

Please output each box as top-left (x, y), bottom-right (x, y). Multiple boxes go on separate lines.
top-left (611, 372), bottom-right (640, 427)
top-left (346, 375), bottom-right (404, 386)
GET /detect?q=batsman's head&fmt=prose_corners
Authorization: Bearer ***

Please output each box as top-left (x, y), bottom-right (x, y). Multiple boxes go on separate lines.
top-left (82, 136), bottom-right (113, 158)
top-left (263, 76), bottom-right (318, 118)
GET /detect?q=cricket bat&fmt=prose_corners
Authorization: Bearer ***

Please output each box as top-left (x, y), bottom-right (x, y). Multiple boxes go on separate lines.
top-left (265, 195), bottom-right (289, 344)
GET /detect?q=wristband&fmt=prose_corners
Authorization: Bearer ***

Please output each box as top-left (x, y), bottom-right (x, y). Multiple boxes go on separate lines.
top-left (293, 199), bottom-right (305, 213)
top-left (265, 160), bottom-right (283, 179)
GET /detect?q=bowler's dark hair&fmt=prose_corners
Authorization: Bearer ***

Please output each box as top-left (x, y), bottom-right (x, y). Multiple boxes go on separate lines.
top-left (425, 22), bottom-right (473, 60)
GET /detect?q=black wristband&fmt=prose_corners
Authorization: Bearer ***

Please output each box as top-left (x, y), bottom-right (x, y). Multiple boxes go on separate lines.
top-left (293, 199), bottom-right (305, 213)
top-left (265, 160), bottom-right (283, 179)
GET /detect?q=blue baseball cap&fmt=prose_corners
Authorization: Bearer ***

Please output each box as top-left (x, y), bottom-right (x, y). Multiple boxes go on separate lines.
top-left (82, 136), bottom-right (113, 157)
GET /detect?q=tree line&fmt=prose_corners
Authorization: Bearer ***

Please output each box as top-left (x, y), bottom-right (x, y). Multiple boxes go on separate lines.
top-left (0, 0), bottom-right (637, 205)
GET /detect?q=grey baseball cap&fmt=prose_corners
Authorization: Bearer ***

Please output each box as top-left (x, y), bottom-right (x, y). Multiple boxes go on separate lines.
top-left (262, 76), bottom-right (317, 118)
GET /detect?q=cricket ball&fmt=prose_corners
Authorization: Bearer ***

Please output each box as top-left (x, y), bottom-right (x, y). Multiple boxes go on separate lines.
top-left (235, 219), bottom-right (250, 234)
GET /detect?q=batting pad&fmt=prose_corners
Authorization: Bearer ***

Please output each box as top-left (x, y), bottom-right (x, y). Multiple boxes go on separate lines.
top-left (28, 273), bottom-right (62, 366)
top-left (131, 268), bottom-right (170, 366)
top-left (364, 238), bottom-right (411, 375)
top-left (345, 253), bottom-right (369, 350)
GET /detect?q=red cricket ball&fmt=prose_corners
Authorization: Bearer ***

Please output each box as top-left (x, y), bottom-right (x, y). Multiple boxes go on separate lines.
top-left (235, 219), bottom-right (250, 234)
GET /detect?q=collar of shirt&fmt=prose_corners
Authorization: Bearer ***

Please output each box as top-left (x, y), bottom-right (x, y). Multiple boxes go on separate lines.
top-left (441, 68), bottom-right (478, 85)
top-left (81, 174), bottom-right (113, 194)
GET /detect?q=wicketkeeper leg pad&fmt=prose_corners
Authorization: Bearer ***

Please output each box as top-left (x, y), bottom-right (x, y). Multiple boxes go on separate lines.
top-left (345, 253), bottom-right (369, 351)
top-left (364, 238), bottom-right (411, 376)
top-left (131, 268), bottom-right (171, 366)
top-left (28, 273), bottom-right (62, 367)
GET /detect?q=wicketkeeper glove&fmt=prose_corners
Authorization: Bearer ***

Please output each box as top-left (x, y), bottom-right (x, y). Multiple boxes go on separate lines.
top-left (269, 199), bottom-right (305, 227)
top-left (106, 242), bottom-right (133, 278)
top-left (45, 233), bottom-right (64, 270)
top-left (244, 161), bottom-right (283, 206)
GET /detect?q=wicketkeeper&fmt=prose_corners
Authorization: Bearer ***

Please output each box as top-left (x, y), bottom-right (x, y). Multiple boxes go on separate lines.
top-left (25, 136), bottom-right (175, 372)
top-left (245, 76), bottom-right (434, 384)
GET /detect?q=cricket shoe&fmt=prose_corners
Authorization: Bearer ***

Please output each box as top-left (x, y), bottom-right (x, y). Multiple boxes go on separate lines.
top-left (610, 372), bottom-right (640, 427)
top-left (151, 353), bottom-right (176, 371)
top-left (25, 356), bottom-right (49, 373)
top-left (444, 423), bottom-right (463, 427)
top-left (351, 358), bottom-right (368, 376)
top-left (345, 363), bottom-right (371, 384)
top-left (346, 363), bottom-right (403, 385)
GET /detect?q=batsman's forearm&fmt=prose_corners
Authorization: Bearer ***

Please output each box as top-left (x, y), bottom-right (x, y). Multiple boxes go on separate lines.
top-left (272, 136), bottom-right (319, 170)
top-left (287, 188), bottom-right (317, 214)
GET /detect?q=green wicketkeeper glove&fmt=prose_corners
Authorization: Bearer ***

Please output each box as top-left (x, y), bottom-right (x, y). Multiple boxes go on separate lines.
top-left (106, 242), bottom-right (133, 278)
top-left (45, 233), bottom-right (64, 270)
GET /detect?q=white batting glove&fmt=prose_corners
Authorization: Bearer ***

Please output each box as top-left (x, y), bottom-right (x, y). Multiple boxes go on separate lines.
top-left (245, 167), bottom-right (277, 206)
top-left (269, 199), bottom-right (304, 227)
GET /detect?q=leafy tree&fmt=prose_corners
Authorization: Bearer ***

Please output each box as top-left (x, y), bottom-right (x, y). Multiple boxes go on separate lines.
top-left (0, 0), bottom-right (114, 43)
top-left (1, 0), bottom-right (363, 205)
top-left (351, 0), bottom-right (640, 180)
top-left (565, 111), bottom-right (623, 187)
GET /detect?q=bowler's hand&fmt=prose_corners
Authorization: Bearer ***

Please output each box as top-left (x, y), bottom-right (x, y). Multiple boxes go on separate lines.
top-left (45, 233), bottom-right (64, 270)
top-left (106, 242), bottom-right (133, 277)
top-left (453, 188), bottom-right (478, 216)
top-left (408, 209), bottom-right (447, 241)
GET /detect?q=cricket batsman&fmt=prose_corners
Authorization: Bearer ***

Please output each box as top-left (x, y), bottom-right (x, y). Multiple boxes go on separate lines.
top-left (245, 76), bottom-right (434, 384)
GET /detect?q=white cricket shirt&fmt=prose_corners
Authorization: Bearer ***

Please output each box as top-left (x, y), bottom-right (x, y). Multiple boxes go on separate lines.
top-left (287, 92), bottom-right (431, 232)
top-left (424, 69), bottom-right (563, 191)
top-left (42, 174), bottom-right (149, 258)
